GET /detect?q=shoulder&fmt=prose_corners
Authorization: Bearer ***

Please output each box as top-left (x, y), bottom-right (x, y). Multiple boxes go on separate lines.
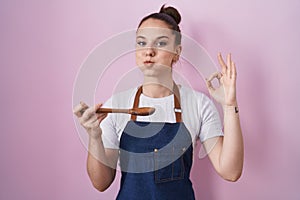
top-left (179, 85), bottom-right (209, 103)
top-left (179, 85), bottom-right (217, 117)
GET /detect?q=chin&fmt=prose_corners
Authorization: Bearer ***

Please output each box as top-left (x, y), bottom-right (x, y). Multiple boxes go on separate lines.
top-left (141, 70), bottom-right (159, 77)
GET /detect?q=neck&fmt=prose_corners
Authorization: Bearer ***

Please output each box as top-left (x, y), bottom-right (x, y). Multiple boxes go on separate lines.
top-left (142, 76), bottom-right (174, 98)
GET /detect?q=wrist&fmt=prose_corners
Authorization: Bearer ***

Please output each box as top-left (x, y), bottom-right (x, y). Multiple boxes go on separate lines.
top-left (223, 104), bottom-right (239, 113)
top-left (88, 127), bottom-right (102, 140)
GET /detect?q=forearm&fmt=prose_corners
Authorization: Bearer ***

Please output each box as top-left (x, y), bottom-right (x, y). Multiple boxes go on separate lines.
top-left (219, 105), bottom-right (244, 180)
top-left (87, 133), bottom-right (117, 192)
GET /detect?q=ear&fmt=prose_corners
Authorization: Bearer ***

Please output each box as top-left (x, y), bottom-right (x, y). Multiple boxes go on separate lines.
top-left (175, 45), bottom-right (182, 56)
top-left (173, 45), bottom-right (182, 63)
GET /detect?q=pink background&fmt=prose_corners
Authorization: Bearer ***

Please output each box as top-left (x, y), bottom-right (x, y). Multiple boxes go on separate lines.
top-left (1, 0), bottom-right (300, 199)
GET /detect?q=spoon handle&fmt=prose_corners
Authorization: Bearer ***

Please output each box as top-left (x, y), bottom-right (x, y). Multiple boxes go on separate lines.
top-left (96, 108), bottom-right (130, 114)
top-left (96, 107), bottom-right (155, 116)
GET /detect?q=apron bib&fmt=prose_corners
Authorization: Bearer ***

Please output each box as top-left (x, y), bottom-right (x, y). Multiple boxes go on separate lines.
top-left (117, 84), bottom-right (195, 200)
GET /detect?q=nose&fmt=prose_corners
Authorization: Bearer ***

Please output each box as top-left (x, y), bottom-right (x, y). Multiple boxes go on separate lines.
top-left (145, 47), bottom-right (155, 57)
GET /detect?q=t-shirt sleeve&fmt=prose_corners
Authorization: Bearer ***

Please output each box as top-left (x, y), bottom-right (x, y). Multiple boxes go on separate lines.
top-left (99, 98), bottom-right (120, 149)
top-left (198, 94), bottom-right (224, 142)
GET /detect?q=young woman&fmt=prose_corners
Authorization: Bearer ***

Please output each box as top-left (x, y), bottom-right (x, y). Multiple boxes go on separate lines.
top-left (73, 5), bottom-right (243, 200)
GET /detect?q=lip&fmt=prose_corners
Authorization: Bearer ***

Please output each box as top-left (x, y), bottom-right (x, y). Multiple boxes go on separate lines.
top-left (144, 61), bottom-right (154, 64)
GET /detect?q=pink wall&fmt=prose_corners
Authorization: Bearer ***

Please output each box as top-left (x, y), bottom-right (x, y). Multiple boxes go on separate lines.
top-left (1, 0), bottom-right (299, 199)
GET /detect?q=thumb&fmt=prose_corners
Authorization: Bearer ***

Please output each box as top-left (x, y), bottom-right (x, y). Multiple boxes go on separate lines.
top-left (205, 78), bottom-right (215, 92)
top-left (94, 103), bottom-right (103, 112)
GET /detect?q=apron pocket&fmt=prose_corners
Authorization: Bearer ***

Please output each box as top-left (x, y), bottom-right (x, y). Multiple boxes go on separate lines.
top-left (154, 146), bottom-right (185, 183)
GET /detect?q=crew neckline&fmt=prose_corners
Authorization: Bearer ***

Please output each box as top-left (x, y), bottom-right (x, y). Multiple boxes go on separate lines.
top-left (138, 85), bottom-right (182, 101)
top-left (140, 93), bottom-right (174, 101)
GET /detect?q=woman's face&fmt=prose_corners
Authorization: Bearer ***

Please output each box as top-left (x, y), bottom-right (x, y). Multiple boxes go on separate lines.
top-left (136, 18), bottom-right (181, 77)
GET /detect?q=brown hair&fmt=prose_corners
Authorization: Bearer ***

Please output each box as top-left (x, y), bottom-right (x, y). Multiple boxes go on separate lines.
top-left (138, 5), bottom-right (182, 45)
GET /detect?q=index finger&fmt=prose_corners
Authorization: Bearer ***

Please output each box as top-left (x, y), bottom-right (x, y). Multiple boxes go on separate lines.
top-left (73, 102), bottom-right (89, 117)
top-left (207, 71), bottom-right (220, 82)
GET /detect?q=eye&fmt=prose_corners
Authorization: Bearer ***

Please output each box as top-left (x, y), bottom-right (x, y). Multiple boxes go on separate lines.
top-left (156, 41), bottom-right (167, 47)
top-left (137, 41), bottom-right (146, 47)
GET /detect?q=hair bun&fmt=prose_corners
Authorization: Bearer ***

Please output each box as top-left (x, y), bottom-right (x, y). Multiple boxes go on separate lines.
top-left (159, 5), bottom-right (181, 25)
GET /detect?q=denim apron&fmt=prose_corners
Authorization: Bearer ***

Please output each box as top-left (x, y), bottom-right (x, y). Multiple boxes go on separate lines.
top-left (117, 84), bottom-right (195, 200)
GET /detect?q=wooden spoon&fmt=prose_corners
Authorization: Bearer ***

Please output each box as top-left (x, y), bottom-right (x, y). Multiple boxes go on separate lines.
top-left (96, 107), bottom-right (155, 116)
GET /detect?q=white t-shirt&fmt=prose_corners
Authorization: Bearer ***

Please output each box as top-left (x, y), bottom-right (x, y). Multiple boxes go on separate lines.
top-left (100, 85), bottom-right (223, 149)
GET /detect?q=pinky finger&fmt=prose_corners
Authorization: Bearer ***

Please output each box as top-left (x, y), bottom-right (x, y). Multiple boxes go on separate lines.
top-left (232, 61), bottom-right (237, 80)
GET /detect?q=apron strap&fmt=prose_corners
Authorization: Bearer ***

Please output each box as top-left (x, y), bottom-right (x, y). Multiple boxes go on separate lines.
top-left (130, 86), bottom-right (142, 121)
top-left (173, 83), bottom-right (182, 122)
top-left (130, 83), bottom-right (182, 122)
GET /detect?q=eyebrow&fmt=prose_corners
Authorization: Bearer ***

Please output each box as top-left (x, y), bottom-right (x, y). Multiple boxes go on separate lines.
top-left (136, 36), bottom-right (170, 40)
